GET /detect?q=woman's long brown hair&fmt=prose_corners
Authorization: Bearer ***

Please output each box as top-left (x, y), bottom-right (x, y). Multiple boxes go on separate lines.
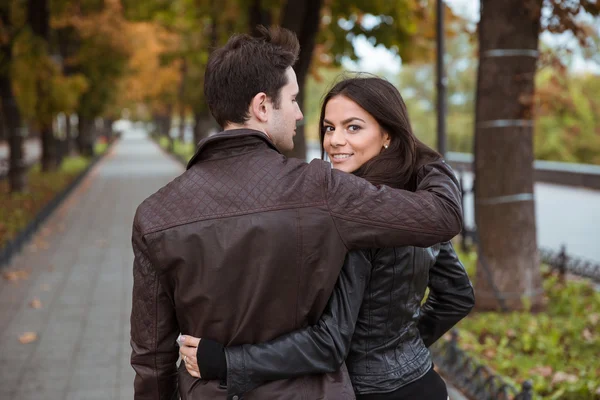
top-left (319, 76), bottom-right (440, 191)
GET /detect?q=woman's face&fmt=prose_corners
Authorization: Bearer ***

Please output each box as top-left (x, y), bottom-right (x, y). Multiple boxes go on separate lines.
top-left (322, 95), bottom-right (390, 173)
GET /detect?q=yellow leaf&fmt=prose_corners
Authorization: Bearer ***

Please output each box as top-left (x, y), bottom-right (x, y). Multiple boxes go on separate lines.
top-left (18, 332), bottom-right (38, 344)
top-left (2, 270), bottom-right (31, 282)
top-left (29, 298), bottom-right (42, 309)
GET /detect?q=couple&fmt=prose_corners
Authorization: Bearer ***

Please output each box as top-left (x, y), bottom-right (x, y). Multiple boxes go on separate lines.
top-left (130, 26), bottom-right (473, 400)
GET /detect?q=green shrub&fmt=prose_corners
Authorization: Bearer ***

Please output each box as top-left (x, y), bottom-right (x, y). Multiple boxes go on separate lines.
top-left (0, 146), bottom-right (109, 248)
top-left (451, 247), bottom-right (600, 399)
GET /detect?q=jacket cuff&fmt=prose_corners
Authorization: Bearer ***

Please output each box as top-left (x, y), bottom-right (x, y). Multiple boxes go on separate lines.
top-left (225, 346), bottom-right (248, 398)
top-left (196, 338), bottom-right (227, 380)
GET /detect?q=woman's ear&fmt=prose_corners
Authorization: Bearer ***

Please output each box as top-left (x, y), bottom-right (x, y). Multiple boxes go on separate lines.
top-left (250, 92), bottom-right (269, 123)
top-left (382, 131), bottom-right (391, 148)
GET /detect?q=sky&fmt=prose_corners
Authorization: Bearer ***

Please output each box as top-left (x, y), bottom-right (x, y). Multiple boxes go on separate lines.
top-left (342, 0), bottom-right (599, 75)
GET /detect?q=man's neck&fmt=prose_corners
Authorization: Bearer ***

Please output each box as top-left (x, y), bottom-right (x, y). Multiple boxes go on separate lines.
top-left (223, 122), bottom-right (272, 141)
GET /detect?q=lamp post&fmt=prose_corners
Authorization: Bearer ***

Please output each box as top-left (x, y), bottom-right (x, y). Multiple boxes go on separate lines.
top-left (436, 0), bottom-right (447, 157)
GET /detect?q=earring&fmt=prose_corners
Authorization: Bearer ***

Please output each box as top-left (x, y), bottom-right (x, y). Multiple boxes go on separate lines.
top-left (384, 144), bottom-right (389, 149)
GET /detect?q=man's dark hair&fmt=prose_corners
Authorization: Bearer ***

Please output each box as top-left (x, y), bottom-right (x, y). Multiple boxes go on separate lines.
top-left (204, 26), bottom-right (300, 128)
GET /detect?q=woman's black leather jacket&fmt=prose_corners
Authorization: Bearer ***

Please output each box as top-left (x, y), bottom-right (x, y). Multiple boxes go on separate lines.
top-left (198, 241), bottom-right (475, 397)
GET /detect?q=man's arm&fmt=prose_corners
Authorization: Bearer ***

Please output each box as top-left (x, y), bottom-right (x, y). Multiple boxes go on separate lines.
top-left (418, 241), bottom-right (475, 347)
top-left (193, 251), bottom-right (372, 397)
top-left (326, 159), bottom-right (463, 249)
top-left (130, 220), bottom-right (180, 400)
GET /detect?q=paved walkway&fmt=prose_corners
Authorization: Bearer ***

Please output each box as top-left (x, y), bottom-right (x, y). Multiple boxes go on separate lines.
top-left (0, 124), bottom-right (182, 399)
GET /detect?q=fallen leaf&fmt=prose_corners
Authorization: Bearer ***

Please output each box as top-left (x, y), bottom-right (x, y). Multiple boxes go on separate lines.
top-left (582, 328), bottom-right (594, 342)
top-left (507, 329), bottom-right (516, 338)
top-left (29, 298), bottom-right (42, 309)
top-left (18, 332), bottom-right (38, 344)
top-left (530, 365), bottom-right (553, 378)
top-left (552, 371), bottom-right (578, 385)
top-left (3, 270), bottom-right (31, 282)
top-left (484, 348), bottom-right (496, 359)
top-left (589, 313), bottom-right (599, 326)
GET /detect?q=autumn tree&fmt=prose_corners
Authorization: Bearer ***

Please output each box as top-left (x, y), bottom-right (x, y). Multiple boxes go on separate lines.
top-left (114, 21), bottom-right (181, 143)
top-left (0, 0), bottom-right (27, 192)
top-left (51, 0), bottom-right (131, 157)
top-left (473, 0), bottom-right (600, 310)
top-left (122, 0), bottom-right (453, 158)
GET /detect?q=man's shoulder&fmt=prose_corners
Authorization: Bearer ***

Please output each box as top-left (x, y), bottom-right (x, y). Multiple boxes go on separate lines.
top-left (133, 172), bottom-right (188, 236)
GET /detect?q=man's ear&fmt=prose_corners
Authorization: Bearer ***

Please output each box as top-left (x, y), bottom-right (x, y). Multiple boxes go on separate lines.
top-left (250, 92), bottom-right (270, 123)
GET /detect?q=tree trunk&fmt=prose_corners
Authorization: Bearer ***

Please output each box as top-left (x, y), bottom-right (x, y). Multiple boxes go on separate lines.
top-left (248, 0), bottom-right (272, 33)
top-left (178, 59), bottom-right (187, 143)
top-left (0, 3), bottom-right (27, 192)
top-left (0, 66), bottom-right (27, 192)
top-left (193, 109), bottom-right (217, 146)
top-left (65, 114), bottom-right (77, 155)
top-left (473, 0), bottom-right (544, 311)
top-left (104, 118), bottom-right (114, 141)
top-left (280, 0), bottom-right (323, 161)
top-left (40, 124), bottom-right (58, 171)
top-left (77, 114), bottom-right (95, 157)
top-left (28, 0), bottom-right (58, 171)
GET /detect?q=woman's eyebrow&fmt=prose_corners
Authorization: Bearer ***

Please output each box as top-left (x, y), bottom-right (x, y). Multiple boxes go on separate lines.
top-left (322, 117), bottom-right (366, 125)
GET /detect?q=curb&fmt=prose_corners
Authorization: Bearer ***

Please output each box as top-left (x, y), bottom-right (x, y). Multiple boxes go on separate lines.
top-left (0, 140), bottom-right (118, 269)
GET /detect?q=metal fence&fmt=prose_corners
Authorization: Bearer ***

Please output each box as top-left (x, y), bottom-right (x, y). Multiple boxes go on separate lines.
top-left (431, 330), bottom-right (534, 400)
top-left (539, 245), bottom-right (600, 283)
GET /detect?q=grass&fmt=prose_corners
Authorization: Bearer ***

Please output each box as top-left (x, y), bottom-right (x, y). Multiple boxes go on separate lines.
top-left (449, 247), bottom-right (600, 399)
top-left (157, 136), bottom-right (195, 162)
top-left (0, 141), bottom-right (112, 249)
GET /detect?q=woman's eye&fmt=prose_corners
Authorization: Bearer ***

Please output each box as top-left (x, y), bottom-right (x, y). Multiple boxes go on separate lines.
top-left (348, 125), bottom-right (361, 132)
top-left (323, 126), bottom-right (334, 133)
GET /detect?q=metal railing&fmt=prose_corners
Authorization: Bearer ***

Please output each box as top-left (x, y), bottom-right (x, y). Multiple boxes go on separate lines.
top-left (431, 330), bottom-right (534, 400)
top-left (454, 167), bottom-right (599, 284)
top-left (540, 245), bottom-right (600, 283)
top-left (446, 152), bottom-right (600, 190)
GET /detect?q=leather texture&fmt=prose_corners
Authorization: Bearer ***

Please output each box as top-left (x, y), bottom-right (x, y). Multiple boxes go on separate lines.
top-left (216, 219), bottom-right (474, 396)
top-left (130, 129), bottom-right (463, 399)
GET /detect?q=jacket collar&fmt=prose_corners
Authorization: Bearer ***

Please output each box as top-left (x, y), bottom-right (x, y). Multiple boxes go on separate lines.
top-left (186, 128), bottom-right (280, 169)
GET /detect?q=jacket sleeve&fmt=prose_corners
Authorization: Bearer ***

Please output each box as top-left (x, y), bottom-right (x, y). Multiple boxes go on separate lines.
top-left (418, 241), bottom-right (475, 347)
top-left (130, 220), bottom-right (180, 400)
top-left (326, 159), bottom-right (463, 250)
top-left (222, 251), bottom-right (372, 397)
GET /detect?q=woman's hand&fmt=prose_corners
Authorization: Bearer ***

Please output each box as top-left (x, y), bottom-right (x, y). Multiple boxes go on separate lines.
top-left (178, 334), bottom-right (201, 378)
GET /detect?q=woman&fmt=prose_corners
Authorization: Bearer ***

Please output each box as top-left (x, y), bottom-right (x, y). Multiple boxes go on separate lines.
top-left (179, 76), bottom-right (475, 399)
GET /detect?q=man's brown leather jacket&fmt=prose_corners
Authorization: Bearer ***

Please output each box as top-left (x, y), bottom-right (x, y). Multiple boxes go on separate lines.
top-left (130, 129), bottom-right (462, 399)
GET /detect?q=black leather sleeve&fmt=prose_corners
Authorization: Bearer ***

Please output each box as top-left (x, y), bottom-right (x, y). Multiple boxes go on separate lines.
top-left (222, 250), bottom-right (372, 397)
top-left (418, 241), bottom-right (475, 347)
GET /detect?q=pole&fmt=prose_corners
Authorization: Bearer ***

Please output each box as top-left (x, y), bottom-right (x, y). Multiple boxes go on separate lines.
top-left (436, 0), bottom-right (447, 157)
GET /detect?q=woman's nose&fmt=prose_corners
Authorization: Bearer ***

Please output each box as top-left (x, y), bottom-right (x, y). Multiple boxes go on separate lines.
top-left (329, 128), bottom-right (346, 146)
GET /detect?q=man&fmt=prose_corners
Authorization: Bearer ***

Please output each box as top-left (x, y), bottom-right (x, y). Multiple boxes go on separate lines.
top-left (131, 26), bottom-right (462, 399)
